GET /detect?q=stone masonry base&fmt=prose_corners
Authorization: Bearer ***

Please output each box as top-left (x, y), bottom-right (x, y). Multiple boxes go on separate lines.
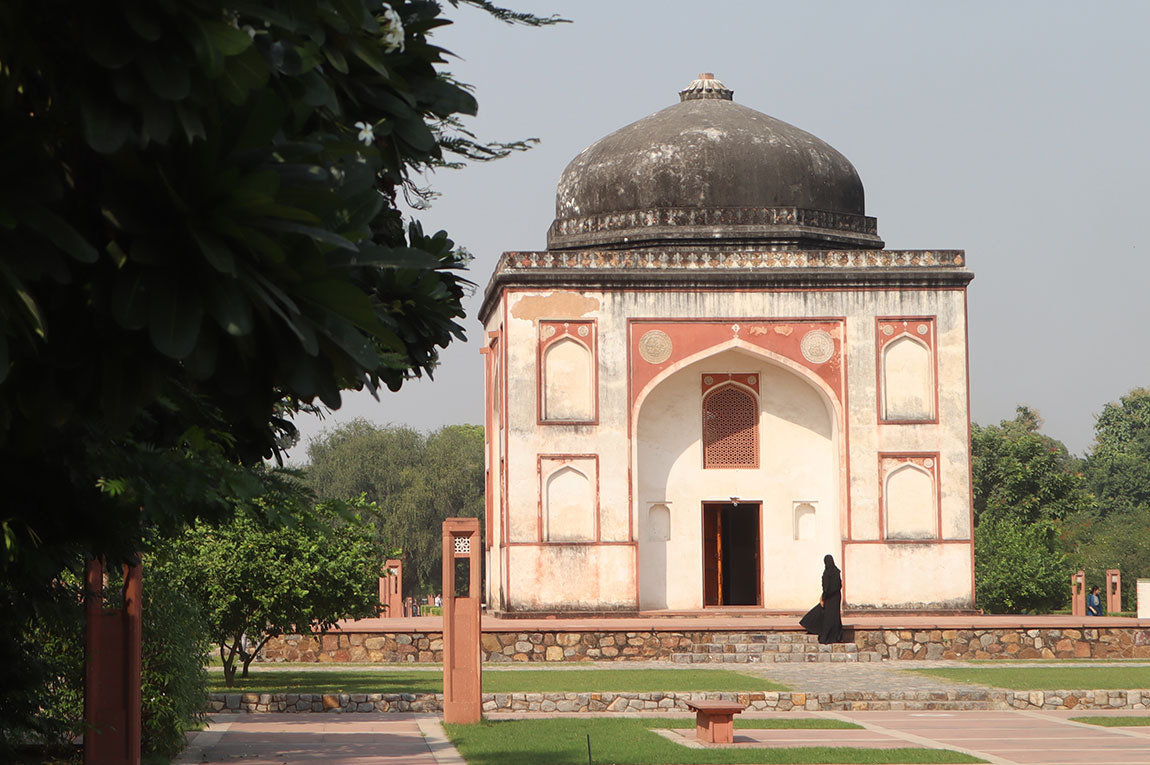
top-left (209, 688), bottom-right (1150, 714)
top-left (262, 627), bottom-right (1150, 664)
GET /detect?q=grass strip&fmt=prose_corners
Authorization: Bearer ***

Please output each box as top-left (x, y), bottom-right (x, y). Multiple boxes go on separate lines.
top-left (1069, 716), bottom-right (1150, 727)
top-left (906, 666), bottom-right (1150, 690)
top-left (444, 718), bottom-right (983, 764)
top-left (207, 668), bottom-right (785, 694)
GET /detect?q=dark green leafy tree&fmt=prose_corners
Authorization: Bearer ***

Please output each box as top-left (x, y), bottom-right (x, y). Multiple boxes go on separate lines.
top-left (974, 517), bottom-right (1069, 613)
top-left (1085, 388), bottom-right (1150, 516)
top-left (157, 495), bottom-right (390, 686)
top-left (0, 0), bottom-right (560, 749)
top-left (305, 420), bottom-right (484, 593)
top-left (1064, 388), bottom-right (1150, 608)
top-left (19, 558), bottom-right (211, 759)
top-left (970, 407), bottom-right (1092, 612)
top-left (972, 406), bottom-right (1093, 526)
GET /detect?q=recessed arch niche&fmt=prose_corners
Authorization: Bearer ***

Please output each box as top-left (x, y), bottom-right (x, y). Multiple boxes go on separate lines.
top-left (635, 346), bottom-right (840, 611)
top-left (542, 458), bottom-right (597, 542)
top-left (883, 460), bottom-right (938, 540)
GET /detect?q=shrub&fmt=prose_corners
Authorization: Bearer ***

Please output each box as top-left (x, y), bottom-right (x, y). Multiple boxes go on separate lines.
top-left (975, 518), bottom-right (1068, 613)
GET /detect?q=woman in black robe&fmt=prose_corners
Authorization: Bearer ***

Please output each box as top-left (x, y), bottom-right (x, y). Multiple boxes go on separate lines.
top-left (799, 554), bottom-right (844, 644)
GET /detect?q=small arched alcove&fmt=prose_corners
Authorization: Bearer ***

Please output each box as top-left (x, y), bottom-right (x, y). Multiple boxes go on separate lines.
top-left (881, 335), bottom-right (933, 421)
top-left (635, 345), bottom-right (840, 610)
top-left (884, 464), bottom-right (936, 539)
top-left (544, 465), bottom-right (594, 541)
top-left (542, 337), bottom-right (593, 421)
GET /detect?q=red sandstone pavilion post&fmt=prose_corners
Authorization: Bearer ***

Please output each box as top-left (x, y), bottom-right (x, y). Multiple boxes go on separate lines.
top-left (442, 518), bottom-right (481, 723)
top-left (1071, 570), bottom-right (1086, 617)
top-left (1107, 569), bottom-right (1122, 614)
top-left (379, 558), bottom-right (404, 618)
top-left (83, 557), bottom-right (142, 765)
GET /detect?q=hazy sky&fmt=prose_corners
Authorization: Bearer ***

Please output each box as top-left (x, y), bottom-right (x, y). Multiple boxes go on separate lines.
top-left (289, 0), bottom-right (1150, 461)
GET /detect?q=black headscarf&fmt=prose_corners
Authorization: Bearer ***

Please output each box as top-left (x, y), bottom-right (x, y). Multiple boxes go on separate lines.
top-left (821, 554), bottom-right (841, 601)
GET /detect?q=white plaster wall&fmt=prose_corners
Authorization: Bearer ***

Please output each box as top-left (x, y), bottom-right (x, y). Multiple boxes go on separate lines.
top-left (494, 283), bottom-right (973, 611)
top-left (636, 349), bottom-right (838, 610)
top-left (844, 543), bottom-right (972, 608)
top-left (507, 545), bottom-right (634, 610)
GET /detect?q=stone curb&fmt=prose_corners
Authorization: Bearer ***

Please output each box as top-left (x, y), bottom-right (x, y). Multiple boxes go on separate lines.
top-left (208, 688), bottom-right (1150, 714)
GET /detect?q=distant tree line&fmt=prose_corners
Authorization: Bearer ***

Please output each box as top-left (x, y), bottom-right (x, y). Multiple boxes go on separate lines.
top-left (303, 420), bottom-right (485, 595)
top-left (973, 388), bottom-right (1150, 613)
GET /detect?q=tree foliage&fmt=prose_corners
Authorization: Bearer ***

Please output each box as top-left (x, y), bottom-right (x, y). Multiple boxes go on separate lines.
top-left (972, 406), bottom-right (1093, 526)
top-left (0, 0), bottom-right (558, 745)
top-left (1085, 388), bottom-right (1150, 516)
top-left (11, 559), bottom-right (210, 758)
top-left (157, 494), bottom-right (389, 686)
top-left (305, 420), bottom-right (483, 593)
top-left (974, 517), bottom-right (1068, 613)
top-left (970, 406), bottom-right (1090, 612)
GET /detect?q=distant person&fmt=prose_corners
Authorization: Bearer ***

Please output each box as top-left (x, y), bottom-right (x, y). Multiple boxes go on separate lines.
top-left (1087, 585), bottom-right (1103, 616)
top-left (799, 554), bottom-right (844, 644)
top-left (435, 594), bottom-right (442, 608)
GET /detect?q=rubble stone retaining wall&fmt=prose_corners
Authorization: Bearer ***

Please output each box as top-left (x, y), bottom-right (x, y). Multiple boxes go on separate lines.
top-left (261, 627), bottom-right (1150, 664)
top-left (209, 689), bottom-right (1150, 714)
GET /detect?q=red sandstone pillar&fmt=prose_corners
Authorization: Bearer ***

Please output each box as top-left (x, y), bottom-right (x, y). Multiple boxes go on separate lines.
top-left (1106, 569), bottom-right (1121, 614)
top-left (442, 518), bottom-right (481, 724)
top-left (379, 559), bottom-right (404, 618)
top-left (84, 557), bottom-right (142, 765)
top-left (1070, 570), bottom-right (1086, 617)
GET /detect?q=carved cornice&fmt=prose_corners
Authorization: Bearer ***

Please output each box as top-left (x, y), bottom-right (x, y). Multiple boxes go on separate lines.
top-left (479, 248), bottom-right (973, 323)
top-left (547, 206), bottom-right (881, 250)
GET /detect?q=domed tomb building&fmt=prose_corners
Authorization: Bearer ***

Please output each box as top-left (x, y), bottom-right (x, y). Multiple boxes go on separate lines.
top-left (478, 75), bottom-right (974, 614)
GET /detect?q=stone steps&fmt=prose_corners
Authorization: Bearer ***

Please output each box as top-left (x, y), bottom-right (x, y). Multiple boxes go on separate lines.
top-left (671, 632), bottom-right (881, 663)
top-left (670, 650), bottom-right (883, 663)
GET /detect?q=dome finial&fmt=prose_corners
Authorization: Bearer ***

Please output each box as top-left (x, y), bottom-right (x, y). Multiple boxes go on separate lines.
top-left (679, 73), bottom-right (733, 102)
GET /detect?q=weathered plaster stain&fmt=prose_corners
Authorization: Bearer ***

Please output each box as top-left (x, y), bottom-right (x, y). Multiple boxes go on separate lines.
top-left (510, 292), bottom-right (600, 322)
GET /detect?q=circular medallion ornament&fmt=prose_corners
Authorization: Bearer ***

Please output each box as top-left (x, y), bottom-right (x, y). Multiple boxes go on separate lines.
top-left (917, 323), bottom-right (929, 335)
top-left (543, 325), bottom-right (556, 338)
top-left (924, 458), bottom-right (935, 469)
top-left (800, 330), bottom-right (835, 364)
top-left (577, 325), bottom-right (590, 337)
top-left (881, 325), bottom-right (894, 336)
top-left (747, 375), bottom-right (757, 385)
top-left (638, 330), bottom-right (673, 364)
top-left (703, 375), bottom-right (714, 386)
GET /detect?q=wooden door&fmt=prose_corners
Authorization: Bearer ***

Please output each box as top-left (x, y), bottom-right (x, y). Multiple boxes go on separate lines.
top-left (702, 504), bottom-right (720, 606)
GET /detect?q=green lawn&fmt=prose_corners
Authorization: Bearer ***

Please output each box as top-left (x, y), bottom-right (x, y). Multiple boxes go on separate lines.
top-left (443, 718), bottom-right (984, 764)
top-left (1070, 716), bottom-right (1150, 727)
top-left (208, 668), bottom-right (786, 694)
top-left (908, 666), bottom-right (1150, 690)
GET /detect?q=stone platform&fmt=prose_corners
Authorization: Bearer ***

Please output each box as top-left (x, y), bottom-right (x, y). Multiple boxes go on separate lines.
top-left (261, 613), bottom-right (1150, 665)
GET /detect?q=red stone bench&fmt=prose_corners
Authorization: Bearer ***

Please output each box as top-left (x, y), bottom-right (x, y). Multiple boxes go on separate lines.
top-left (684, 699), bottom-right (746, 744)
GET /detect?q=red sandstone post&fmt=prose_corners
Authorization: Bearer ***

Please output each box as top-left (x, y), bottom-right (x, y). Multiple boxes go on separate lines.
top-left (379, 558), bottom-right (404, 618)
top-left (1071, 570), bottom-right (1086, 617)
top-left (442, 518), bottom-right (481, 724)
top-left (84, 557), bottom-right (142, 765)
top-left (1106, 569), bottom-right (1122, 614)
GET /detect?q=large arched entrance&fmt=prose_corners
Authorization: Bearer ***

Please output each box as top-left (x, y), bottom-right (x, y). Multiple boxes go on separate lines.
top-left (634, 347), bottom-right (841, 610)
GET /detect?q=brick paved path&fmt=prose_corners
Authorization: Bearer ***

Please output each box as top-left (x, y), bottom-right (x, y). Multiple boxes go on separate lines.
top-left (836, 709), bottom-right (1150, 764)
top-left (174, 713), bottom-right (462, 765)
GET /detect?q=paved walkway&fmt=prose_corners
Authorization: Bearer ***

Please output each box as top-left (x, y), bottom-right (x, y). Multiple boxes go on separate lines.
top-left (181, 709), bottom-right (1150, 764)
top-left (174, 713), bottom-right (462, 765)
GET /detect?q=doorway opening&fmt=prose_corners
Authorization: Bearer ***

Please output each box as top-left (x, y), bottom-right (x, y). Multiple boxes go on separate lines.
top-left (702, 501), bottom-right (761, 606)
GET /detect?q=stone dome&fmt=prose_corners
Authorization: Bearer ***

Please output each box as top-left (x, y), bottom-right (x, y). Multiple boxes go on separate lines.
top-left (547, 74), bottom-right (882, 251)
